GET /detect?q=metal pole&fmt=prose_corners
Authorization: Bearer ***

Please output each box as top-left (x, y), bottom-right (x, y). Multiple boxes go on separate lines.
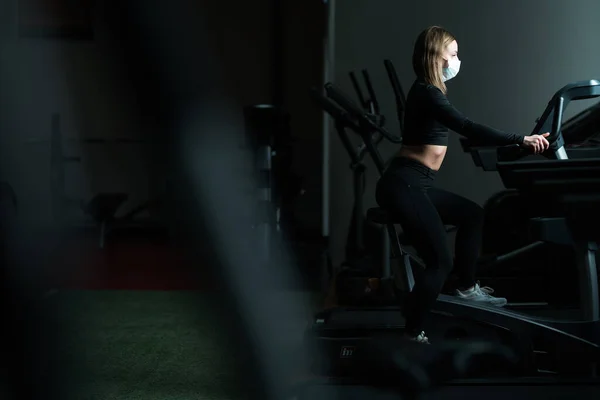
top-left (321, 0), bottom-right (335, 239)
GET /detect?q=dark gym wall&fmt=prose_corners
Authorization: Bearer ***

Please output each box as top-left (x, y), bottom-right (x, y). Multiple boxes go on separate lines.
top-left (329, 0), bottom-right (600, 265)
top-left (281, 0), bottom-right (326, 229)
top-left (199, 1), bottom-right (275, 107)
top-left (0, 0), bottom-right (325, 230)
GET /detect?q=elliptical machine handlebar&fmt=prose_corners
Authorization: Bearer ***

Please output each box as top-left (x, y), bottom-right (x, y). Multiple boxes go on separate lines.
top-left (310, 87), bottom-right (364, 167)
top-left (310, 87), bottom-right (359, 131)
top-left (348, 69), bottom-right (386, 160)
top-left (324, 83), bottom-right (402, 144)
top-left (349, 71), bottom-right (369, 112)
top-left (349, 69), bottom-right (382, 118)
top-left (361, 69), bottom-right (381, 116)
top-left (384, 59), bottom-right (406, 131)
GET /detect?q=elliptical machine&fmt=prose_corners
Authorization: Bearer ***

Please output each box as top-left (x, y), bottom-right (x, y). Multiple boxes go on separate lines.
top-left (339, 60), bottom-right (411, 264)
top-left (342, 68), bottom-right (388, 262)
top-left (309, 78), bottom-right (600, 382)
top-left (311, 66), bottom-right (405, 307)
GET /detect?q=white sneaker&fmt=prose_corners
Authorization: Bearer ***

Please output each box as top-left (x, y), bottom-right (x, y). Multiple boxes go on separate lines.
top-left (455, 282), bottom-right (507, 307)
top-left (406, 331), bottom-right (430, 344)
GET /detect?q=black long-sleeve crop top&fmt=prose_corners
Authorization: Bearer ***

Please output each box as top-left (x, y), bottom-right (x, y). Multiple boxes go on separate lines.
top-left (401, 79), bottom-right (524, 147)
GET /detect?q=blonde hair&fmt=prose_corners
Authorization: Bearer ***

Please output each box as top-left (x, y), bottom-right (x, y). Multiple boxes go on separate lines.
top-left (412, 26), bottom-right (456, 94)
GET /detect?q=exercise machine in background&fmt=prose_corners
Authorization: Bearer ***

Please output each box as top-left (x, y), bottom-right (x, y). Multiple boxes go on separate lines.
top-left (342, 60), bottom-right (410, 263)
top-left (340, 61), bottom-right (409, 261)
top-left (344, 68), bottom-right (386, 261)
top-left (310, 78), bottom-right (405, 302)
top-left (310, 65), bottom-right (398, 302)
top-left (243, 104), bottom-right (305, 266)
top-left (27, 113), bottom-right (165, 248)
top-left (383, 59), bottom-right (407, 131)
top-left (461, 99), bottom-right (600, 305)
top-left (308, 78), bottom-right (600, 383)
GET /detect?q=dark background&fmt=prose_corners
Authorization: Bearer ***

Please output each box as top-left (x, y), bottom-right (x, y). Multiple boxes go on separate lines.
top-left (0, 0), bottom-right (325, 235)
top-left (1, 0), bottom-right (600, 266)
top-left (1, 1), bottom-right (600, 399)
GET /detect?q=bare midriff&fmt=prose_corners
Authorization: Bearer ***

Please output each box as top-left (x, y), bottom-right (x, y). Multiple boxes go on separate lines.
top-left (397, 144), bottom-right (448, 171)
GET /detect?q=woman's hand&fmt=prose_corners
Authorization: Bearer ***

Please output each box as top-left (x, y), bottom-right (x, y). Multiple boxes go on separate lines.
top-left (522, 133), bottom-right (550, 154)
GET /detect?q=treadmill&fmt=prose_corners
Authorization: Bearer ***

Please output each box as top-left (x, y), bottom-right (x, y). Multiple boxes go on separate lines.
top-left (307, 79), bottom-right (600, 381)
top-left (460, 98), bottom-right (600, 171)
top-left (458, 90), bottom-right (600, 306)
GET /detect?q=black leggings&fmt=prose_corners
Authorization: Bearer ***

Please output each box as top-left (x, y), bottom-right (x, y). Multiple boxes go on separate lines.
top-left (376, 156), bottom-right (484, 336)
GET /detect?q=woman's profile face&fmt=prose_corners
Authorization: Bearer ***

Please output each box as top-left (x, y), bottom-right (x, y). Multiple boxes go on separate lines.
top-left (442, 40), bottom-right (459, 68)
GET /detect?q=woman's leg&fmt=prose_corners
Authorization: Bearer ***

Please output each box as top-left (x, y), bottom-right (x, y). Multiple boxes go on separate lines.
top-left (427, 188), bottom-right (483, 289)
top-left (376, 175), bottom-right (454, 338)
top-left (427, 188), bottom-right (506, 306)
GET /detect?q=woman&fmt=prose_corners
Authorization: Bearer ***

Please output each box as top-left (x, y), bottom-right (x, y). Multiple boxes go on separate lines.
top-left (376, 26), bottom-right (550, 344)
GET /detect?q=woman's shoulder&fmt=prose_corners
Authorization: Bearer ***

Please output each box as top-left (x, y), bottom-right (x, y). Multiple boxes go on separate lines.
top-left (411, 79), bottom-right (445, 98)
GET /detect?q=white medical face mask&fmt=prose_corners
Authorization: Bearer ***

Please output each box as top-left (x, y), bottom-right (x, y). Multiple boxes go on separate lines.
top-left (442, 57), bottom-right (461, 82)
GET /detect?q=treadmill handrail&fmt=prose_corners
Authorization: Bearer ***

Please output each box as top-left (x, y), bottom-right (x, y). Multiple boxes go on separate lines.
top-left (551, 80), bottom-right (600, 101)
top-left (461, 80), bottom-right (600, 171)
top-left (531, 79), bottom-right (600, 148)
top-left (463, 79), bottom-right (600, 167)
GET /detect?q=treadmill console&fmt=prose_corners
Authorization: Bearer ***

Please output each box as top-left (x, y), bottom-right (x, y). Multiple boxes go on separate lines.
top-left (462, 79), bottom-right (600, 170)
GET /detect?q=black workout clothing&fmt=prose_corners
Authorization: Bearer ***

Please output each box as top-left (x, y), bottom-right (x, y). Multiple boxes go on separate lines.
top-left (402, 78), bottom-right (525, 147)
top-left (376, 156), bottom-right (485, 336)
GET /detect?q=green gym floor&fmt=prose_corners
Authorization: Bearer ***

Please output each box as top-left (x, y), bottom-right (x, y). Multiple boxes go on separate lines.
top-left (7, 230), bottom-right (324, 400)
top-left (45, 290), bottom-right (320, 400)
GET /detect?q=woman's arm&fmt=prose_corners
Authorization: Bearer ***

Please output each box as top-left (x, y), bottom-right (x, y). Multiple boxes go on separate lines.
top-left (425, 86), bottom-right (524, 145)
